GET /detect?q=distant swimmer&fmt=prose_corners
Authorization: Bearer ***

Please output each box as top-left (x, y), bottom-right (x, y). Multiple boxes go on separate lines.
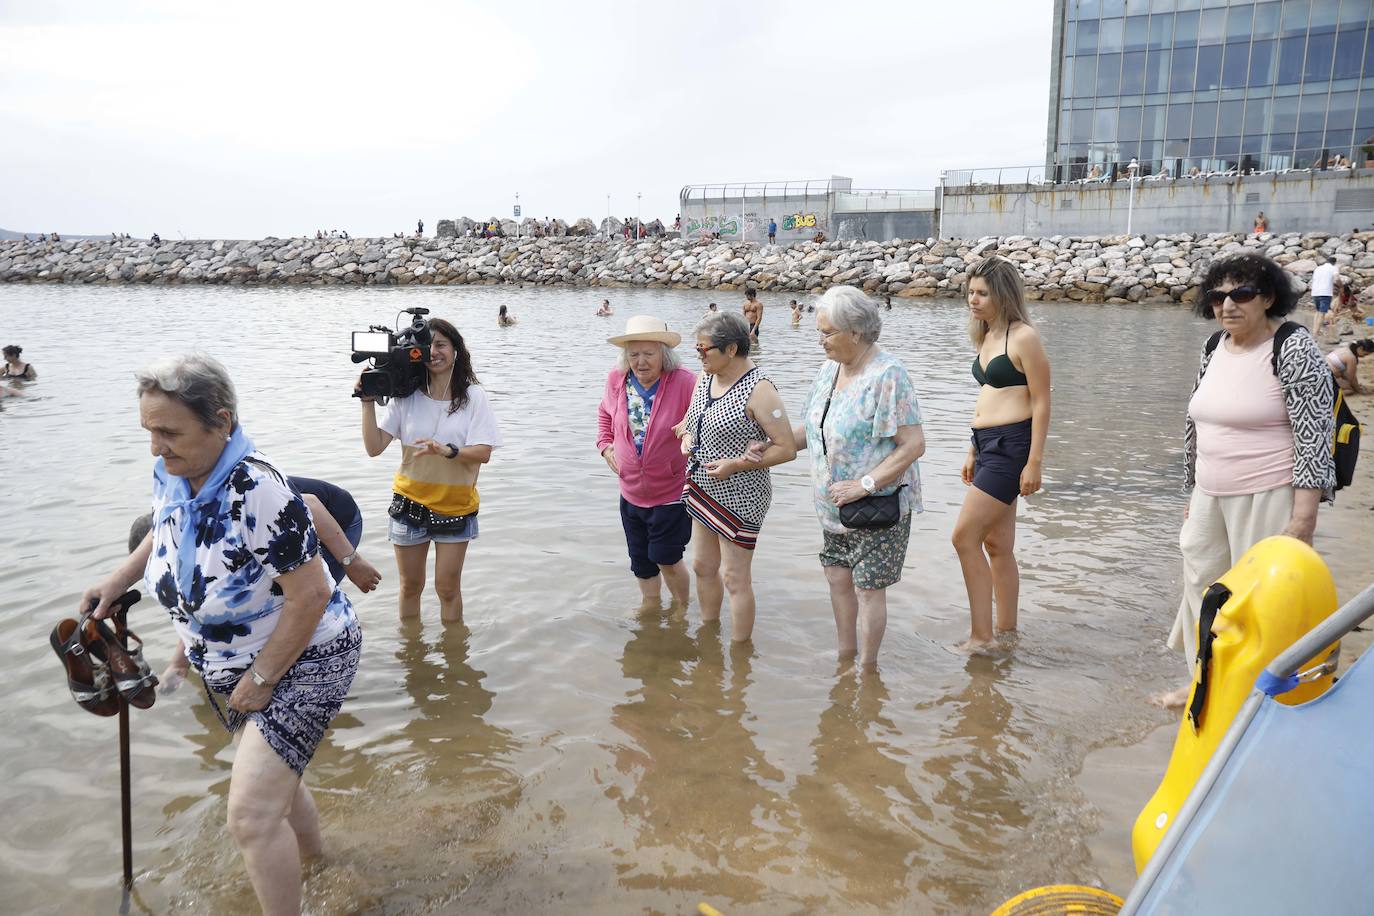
top-left (789, 299), bottom-right (802, 327)
top-left (704, 302), bottom-right (719, 319)
top-left (498, 304), bottom-right (518, 327)
top-left (597, 299), bottom-right (614, 317)
top-left (3, 344), bottom-right (36, 382)
top-left (742, 288), bottom-right (763, 342)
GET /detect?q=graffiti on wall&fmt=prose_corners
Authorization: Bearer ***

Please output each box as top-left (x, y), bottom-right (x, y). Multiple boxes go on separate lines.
top-left (685, 214), bottom-right (741, 237)
top-left (781, 212), bottom-right (818, 231)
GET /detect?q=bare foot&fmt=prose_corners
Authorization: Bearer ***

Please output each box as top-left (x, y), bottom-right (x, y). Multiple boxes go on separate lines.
top-left (950, 637), bottom-right (999, 656)
top-left (1151, 685), bottom-right (1192, 710)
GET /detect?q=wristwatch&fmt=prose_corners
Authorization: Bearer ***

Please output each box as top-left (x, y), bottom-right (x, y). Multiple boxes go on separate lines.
top-left (249, 667), bottom-right (273, 688)
top-left (340, 551), bottom-right (358, 567)
top-left (446, 443), bottom-right (461, 459)
top-left (860, 475), bottom-right (877, 494)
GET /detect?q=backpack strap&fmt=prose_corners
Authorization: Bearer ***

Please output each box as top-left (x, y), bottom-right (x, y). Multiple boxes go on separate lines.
top-left (1204, 330), bottom-right (1223, 356)
top-left (1269, 320), bottom-right (1303, 376)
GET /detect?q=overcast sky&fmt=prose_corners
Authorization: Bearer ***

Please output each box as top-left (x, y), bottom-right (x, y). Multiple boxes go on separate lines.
top-left (1, 0), bottom-right (1053, 239)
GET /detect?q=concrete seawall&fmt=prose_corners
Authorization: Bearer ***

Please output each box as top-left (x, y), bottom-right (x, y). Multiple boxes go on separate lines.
top-left (4, 231), bottom-right (1373, 304)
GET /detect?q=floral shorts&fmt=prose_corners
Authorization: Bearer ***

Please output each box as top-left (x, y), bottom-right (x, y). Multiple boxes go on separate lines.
top-left (818, 511), bottom-right (913, 590)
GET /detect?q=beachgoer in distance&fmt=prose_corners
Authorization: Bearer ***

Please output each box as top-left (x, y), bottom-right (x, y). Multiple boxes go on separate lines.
top-left (597, 299), bottom-right (614, 317)
top-left (358, 318), bottom-right (503, 623)
top-left (790, 299), bottom-right (803, 327)
top-left (498, 304), bottom-right (518, 327)
top-left (1310, 254), bottom-right (1341, 341)
top-left (597, 316), bottom-right (698, 607)
top-left (77, 353), bottom-right (361, 916)
top-left (753, 287), bottom-right (925, 668)
top-left (1328, 338), bottom-right (1373, 394)
top-left (3, 344), bottom-right (36, 382)
top-left (768, 218), bottom-right (777, 244)
top-left (705, 302), bottom-right (719, 317)
top-left (884, 296), bottom-right (893, 311)
top-left (1159, 252), bottom-right (1335, 709)
top-left (952, 256), bottom-right (1052, 654)
top-left (677, 311), bottom-right (797, 642)
top-left (1254, 211), bottom-right (1268, 233)
top-left (742, 288), bottom-right (763, 342)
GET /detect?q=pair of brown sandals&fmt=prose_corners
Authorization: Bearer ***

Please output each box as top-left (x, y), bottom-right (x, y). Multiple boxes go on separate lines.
top-left (49, 590), bottom-right (158, 716)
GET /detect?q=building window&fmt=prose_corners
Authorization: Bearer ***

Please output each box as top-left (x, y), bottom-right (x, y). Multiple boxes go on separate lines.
top-left (1196, 43), bottom-right (1223, 91)
top-left (1098, 51), bottom-right (1123, 95)
top-left (1332, 28), bottom-right (1366, 80)
top-left (1242, 97), bottom-right (1270, 139)
top-left (1304, 32), bottom-right (1337, 83)
top-left (1147, 12), bottom-right (1173, 49)
top-left (1074, 54), bottom-right (1099, 97)
top-left (1193, 100), bottom-right (1219, 136)
top-left (1122, 50), bottom-right (1148, 93)
top-left (1167, 101), bottom-right (1193, 138)
top-left (1249, 39), bottom-right (1277, 86)
top-left (1171, 44), bottom-right (1198, 91)
top-left (1222, 40), bottom-right (1251, 88)
top-left (1078, 18), bottom-right (1100, 53)
top-left (1094, 106), bottom-right (1120, 141)
top-left (1124, 15), bottom-right (1149, 51)
top-left (1276, 35), bottom-right (1307, 85)
top-left (1254, 3), bottom-right (1282, 36)
top-left (1226, 4), bottom-right (1254, 40)
top-left (1280, 1), bottom-right (1311, 37)
top-left (1099, 17), bottom-right (1125, 52)
top-left (1145, 47), bottom-right (1172, 92)
top-left (1310, 0), bottom-right (1341, 33)
top-left (1218, 98), bottom-right (1245, 135)
top-left (1198, 8), bottom-right (1226, 44)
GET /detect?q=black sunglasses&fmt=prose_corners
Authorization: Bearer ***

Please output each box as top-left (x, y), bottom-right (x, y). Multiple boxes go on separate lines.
top-left (1202, 285), bottom-right (1262, 308)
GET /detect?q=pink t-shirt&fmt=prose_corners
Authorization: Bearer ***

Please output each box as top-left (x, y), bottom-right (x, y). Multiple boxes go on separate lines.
top-left (1190, 336), bottom-right (1294, 496)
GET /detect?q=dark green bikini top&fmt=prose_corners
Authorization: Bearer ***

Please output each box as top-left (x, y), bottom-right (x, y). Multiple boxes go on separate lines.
top-left (972, 327), bottom-right (1028, 388)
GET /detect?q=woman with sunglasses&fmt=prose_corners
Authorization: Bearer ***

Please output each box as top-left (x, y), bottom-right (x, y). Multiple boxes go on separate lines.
top-left (677, 311), bottom-right (797, 642)
top-left (1159, 253), bottom-right (1335, 709)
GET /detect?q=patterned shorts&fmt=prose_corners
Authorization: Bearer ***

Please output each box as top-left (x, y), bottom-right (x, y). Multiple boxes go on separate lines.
top-left (202, 621), bottom-right (362, 776)
top-left (818, 511), bottom-right (913, 591)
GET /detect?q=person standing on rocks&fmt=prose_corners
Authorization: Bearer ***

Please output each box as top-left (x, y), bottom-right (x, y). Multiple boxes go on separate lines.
top-left (742, 289), bottom-right (763, 343)
top-left (952, 256), bottom-right (1052, 654)
top-left (768, 218), bottom-right (777, 245)
top-left (1254, 211), bottom-right (1268, 233)
top-left (1310, 254), bottom-right (1341, 341)
top-left (416, 219), bottom-right (424, 237)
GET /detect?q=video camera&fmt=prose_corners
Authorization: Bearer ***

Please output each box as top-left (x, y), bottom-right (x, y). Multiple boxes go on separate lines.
top-left (351, 307), bottom-right (433, 399)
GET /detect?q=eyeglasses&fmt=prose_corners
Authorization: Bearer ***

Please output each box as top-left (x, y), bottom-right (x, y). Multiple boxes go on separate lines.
top-left (1203, 285), bottom-right (1261, 309)
top-left (694, 345), bottom-right (719, 358)
top-left (818, 327), bottom-right (848, 339)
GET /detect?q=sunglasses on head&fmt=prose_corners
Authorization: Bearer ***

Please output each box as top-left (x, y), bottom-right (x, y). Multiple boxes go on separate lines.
top-left (1203, 285), bottom-right (1262, 308)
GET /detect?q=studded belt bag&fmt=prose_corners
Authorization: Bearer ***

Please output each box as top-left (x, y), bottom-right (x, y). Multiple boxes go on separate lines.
top-left (388, 493), bottom-right (475, 534)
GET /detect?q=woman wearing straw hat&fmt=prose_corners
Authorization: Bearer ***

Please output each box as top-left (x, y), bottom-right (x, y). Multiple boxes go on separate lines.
top-left (597, 316), bottom-right (698, 606)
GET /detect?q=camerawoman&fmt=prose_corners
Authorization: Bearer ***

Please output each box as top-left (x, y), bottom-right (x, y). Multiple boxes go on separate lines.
top-left (356, 315), bottom-right (503, 622)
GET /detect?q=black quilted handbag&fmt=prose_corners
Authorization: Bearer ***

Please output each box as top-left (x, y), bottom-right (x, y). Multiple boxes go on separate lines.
top-left (839, 485), bottom-right (906, 530)
top-left (819, 367), bottom-right (906, 530)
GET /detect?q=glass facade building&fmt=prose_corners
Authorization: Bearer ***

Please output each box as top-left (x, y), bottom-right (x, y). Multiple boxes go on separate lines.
top-left (1047, 0), bottom-right (1374, 179)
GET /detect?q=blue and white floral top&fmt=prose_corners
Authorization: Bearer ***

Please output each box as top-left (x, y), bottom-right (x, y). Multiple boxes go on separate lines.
top-left (145, 452), bottom-right (356, 674)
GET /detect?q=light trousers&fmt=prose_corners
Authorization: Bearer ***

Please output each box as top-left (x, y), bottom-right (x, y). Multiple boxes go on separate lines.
top-left (1168, 484), bottom-right (1294, 669)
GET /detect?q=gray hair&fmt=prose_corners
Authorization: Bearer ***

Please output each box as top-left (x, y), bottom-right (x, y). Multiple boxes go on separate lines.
top-left (817, 286), bottom-right (882, 344)
top-left (135, 353), bottom-right (238, 431)
top-left (615, 342), bottom-right (683, 373)
top-left (694, 311), bottom-right (752, 358)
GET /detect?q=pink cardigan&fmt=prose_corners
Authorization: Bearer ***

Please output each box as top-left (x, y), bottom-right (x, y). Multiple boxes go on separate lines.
top-left (596, 366), bottom-right (696, 508)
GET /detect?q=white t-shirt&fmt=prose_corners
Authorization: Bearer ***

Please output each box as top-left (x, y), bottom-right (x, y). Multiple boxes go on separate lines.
top-left (379, 386), bottom-right (503, 450)
top-left (1311, 263), bottom-right (1339, 298)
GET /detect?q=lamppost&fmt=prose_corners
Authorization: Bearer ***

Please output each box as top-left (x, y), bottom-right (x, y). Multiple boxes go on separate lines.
top-left (514, 191), bottom-right (520, 236)
top-left (936, 170), bottom-right (946, 240)
top-left (606, 194), bottom-right (611, 239)
top-left (636, 192), bottom-right (641, 240)
top-left (1125, 157), bottom-right (1139, 236)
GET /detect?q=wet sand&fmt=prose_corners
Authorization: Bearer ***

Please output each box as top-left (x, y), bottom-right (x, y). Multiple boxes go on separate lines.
top-left (1074, 352), bottom-right (1374, 902)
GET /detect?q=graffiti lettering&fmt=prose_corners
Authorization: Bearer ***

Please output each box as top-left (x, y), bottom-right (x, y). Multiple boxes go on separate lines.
top-left (685, 215), bottom-right (741, 237)
top-left (781, 212), bottom-right (818, 231)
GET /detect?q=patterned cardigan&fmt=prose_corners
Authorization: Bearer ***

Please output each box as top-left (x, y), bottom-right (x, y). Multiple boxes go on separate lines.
top-left (1183, 324), bottom-right (1336, 499)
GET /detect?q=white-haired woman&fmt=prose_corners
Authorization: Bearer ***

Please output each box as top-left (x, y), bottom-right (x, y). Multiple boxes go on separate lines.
top-left (754, 286), bottom-right (925, 667)
top-left (77, 354), bottom-right (360, 915)
top-left (953, 256), bottom-right (1051, 653)
top-left (678, 311), bottom-right (797, 642)
top-left (596, 316), bottom-right (698, 606)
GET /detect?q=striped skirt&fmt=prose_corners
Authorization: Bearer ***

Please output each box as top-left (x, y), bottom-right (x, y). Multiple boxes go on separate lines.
top-left (683, 479), bottom-right (762, 549)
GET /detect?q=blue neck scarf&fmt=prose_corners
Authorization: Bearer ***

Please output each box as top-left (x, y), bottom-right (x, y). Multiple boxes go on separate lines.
top-left (152, 426), bottom-right (255, 600)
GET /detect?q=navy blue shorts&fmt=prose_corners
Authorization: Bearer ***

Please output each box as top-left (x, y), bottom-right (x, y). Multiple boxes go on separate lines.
top-left (619, 498), bottom-right (692, 579)
top-left (1314, 295), bottom-right (1332, 313)
top-left (971, 419), bottom-right (1033, 505)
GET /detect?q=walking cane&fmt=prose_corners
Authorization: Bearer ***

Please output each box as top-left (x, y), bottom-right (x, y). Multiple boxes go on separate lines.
top-left (111, 591), bottom-right (143, 911)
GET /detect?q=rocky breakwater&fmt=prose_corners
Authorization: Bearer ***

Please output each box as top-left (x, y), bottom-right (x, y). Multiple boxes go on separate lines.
top-left (3, 231), bottom-right (1373, 302)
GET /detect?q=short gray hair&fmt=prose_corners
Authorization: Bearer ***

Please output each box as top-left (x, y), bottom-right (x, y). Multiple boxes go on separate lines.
top-left (694, 311), bottom-right (752, 358)
top-left (135, 353), bottom-right (238, 431)
top-left (615, 342), bottom-right (683, 373)
top-left (817, 286), bottom-right (882, 344)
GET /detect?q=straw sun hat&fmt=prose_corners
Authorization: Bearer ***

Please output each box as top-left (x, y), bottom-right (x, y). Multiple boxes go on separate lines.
top-left (607, 315), bottom-right (682, 348)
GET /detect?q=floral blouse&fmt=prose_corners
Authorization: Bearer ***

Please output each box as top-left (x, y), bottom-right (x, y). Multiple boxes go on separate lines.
top-left (145, 453), bottom-right (356, 674)
top-left (804, 351), bottom-right (924, 533)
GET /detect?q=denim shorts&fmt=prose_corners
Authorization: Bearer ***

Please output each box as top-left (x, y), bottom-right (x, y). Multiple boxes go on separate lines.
top-left (1314, 295), bottom-right (1332, 313)
top-left (388, 513), bottom-right (480, 546)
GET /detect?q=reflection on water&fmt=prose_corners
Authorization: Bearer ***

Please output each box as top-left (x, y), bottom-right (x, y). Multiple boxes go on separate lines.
top-left (1, 283), bottom-right (1246, 912)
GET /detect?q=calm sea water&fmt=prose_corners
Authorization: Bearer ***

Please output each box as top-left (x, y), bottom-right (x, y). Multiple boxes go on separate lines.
top-left (0, 284), bottom-right (1244, 913)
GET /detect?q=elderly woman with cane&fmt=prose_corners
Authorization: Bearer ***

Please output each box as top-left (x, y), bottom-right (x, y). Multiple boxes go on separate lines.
top-left (78, 354), bottom-right (360, 916)
top-left (677, 311), bottom-right (797, 641)
top-left (597, 315), bottom-right (698, 606)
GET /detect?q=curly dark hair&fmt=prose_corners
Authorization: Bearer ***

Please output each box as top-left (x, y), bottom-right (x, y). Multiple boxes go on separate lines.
top-left (426, 317), bottom-right (479, 414)
top-left (1193, 252), bottom-right (1299, 319)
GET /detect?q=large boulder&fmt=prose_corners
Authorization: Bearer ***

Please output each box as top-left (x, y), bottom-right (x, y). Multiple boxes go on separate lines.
top-left (569, 218), bottom-right (598, 237)
top-left (435, 219), bottom-right (457, 238)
